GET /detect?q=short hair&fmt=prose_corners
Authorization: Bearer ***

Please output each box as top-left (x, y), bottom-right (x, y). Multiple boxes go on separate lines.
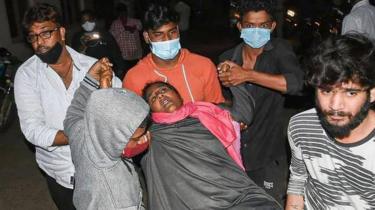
top-left (142, 81), bottom-right (181, 102)
top-left (115, 3), bottom-right (128, 18)
top-left (23, 3), bottom-right (62, 30)
top-left (80, 9), bottom-right (96, 20)
top-left (306, 33), bottom-right (375, 89)
top-left (143, 4), bottom-right (179, 31)
top-left (239, 0), bottom-right (276, 21)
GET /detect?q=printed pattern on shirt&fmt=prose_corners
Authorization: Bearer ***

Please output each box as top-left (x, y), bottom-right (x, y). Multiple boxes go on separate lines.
top-left (287, 109), bottom-right (375, 210)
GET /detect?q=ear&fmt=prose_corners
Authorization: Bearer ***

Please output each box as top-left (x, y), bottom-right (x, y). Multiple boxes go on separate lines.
top-left (270, 21), bottom-right (277, 32)
top-left (370, 87), bottom-right (375, 103)
top-left (143, 31), bottom-right (150, 44)
top-left (59, 27), bottom-right (66, 42)
top-left (236, 21), bottom-right (242, 31)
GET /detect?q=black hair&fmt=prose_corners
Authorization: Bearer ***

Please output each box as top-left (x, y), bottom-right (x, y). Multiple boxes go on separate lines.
top-left (142, 81), bottom-right (181, 102)
top-left (239, 0), bottom-right (276, 21)
top-left (115, 3), bottom-right (128, 18)
top-left (143, 3), bottom-right (179, 31)
top-left (23, 3), bottom-right (62, 30)
top-left (80, 9), bottom-right (96, 20)
top-left (306, 33), bottom-right (375, 89)
top-left (370, 0), bottom-right (375, 6)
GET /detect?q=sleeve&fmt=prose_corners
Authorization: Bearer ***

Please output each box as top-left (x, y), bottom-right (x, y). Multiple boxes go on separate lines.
top-left (277, 41), bottom-right (305, 95)
top-left (226, 84), bottom-right (255, 125)
top-left (203, 60), bottom-right (225, 103)
top-left (341, 14), bottom-right (361, 35)
top-left (64, 75), bottom-right (99, 150)
top-left (14, 68), bottom-right (58, 149)
top-left (287, 120), bottom-right (308, 196)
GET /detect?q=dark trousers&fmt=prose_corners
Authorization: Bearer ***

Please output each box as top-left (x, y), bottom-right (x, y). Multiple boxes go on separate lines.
top-left (246, 156), bottom-right (289, 207)
top-left (45, 174), bottom-right (75, 210)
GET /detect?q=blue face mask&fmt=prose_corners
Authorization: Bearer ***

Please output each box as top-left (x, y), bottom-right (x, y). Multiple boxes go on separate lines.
top-left (150, 38), bottom-right (181, 60)
top-left (240, 28), bottom-right (271, 48)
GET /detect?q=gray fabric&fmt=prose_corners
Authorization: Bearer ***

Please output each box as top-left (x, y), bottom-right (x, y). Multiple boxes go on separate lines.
top-left (64, 74), bottom-right (149, 210)
top-left (142, 118), bottom-right (282, 210)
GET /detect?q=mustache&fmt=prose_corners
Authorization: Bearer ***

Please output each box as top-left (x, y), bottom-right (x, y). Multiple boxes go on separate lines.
top-left (36, 46), bottom-right (50, 54)
top-left (324, 110), bottom-right (352, 117)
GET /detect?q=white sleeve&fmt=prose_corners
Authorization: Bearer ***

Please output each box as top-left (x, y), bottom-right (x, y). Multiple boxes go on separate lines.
top-left (14, 68), bottom-right (58, 150)
top-left (342, 14), bottom-right (362, 35)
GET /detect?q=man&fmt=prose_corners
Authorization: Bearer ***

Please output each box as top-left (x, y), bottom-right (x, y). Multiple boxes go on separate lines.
top-left (123, 3), bottom-right (224, 104)
top-left (341, 0), bottom-right (375, 39)
top-left (286, 34), bottom-right (375, 209)
top-left (14, 3), bottom-right (121, 209)
top-left (110, 3), bottom-right (143, 76)
top-left (71, 10), bottom-right (125, 78)
top-left (218, 0), bottom-right (304, 205)
top-left (64, 59), bottom-right (147, 210)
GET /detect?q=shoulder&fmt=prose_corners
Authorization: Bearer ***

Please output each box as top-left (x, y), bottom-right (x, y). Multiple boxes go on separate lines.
top-left (289, 108), bottom-right (321, 132)
top-left (219, 44), bottom-right (241, 62)
top-left (270, 38), bottom-right (293, 50)
top-left (183, 49), bottom-right (214, 67)
top-left (15, 56), bottom-right (40, 80)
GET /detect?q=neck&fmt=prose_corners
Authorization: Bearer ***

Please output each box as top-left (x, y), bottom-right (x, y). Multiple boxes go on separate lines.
top-left (243, 44), bottom-right (263, 57)
top-left (151, 52), bottom-right (180, 69)
top-left (336, 110), bottom-right (375, 144)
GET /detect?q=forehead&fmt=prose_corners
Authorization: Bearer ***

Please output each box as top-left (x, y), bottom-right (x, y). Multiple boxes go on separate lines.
top-left (242, 10), bottom-right (272, 23)
top-left (81, 14), bottom-right (94, 22)
top-left (148, 22), bottom-right (177, 33)
top-left (29, 21), bottom-right (56, 33)
top-left (319, 81), bottom-right (364, 90)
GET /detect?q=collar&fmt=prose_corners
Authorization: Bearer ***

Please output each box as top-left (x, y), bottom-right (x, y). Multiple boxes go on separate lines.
top-left (232, 40), bottom-right (274, 64)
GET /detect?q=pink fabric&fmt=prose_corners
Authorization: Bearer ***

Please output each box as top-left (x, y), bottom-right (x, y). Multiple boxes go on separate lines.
top-left (152, 102), bottom-right (245, 170)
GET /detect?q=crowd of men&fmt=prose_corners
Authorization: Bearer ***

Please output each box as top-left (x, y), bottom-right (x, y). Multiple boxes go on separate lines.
top-left (13, 0), bottom-right (375, 209)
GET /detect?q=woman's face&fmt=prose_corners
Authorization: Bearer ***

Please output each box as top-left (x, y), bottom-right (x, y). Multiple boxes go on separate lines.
top-left (146, 84), bottom-right (183, 113)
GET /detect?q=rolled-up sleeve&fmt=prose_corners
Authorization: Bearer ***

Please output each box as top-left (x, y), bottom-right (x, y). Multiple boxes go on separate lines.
top-left (277, 41), bottom-right (305, 95)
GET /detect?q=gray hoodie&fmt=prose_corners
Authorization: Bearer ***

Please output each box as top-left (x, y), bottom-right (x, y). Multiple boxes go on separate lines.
top-left (64, 74), bottom-right (149, 210)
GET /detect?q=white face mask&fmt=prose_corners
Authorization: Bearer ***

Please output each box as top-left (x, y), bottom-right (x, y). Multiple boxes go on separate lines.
top-left (82, 21), bottom-right (96, 32)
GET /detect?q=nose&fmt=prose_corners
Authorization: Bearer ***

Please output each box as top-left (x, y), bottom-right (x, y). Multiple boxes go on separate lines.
top-left (329, 92), bottom-right (344, 111)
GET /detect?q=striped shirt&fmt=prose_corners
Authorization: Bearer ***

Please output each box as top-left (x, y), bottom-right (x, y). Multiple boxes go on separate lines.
top-left (287, 108), bottom-right (375, 209)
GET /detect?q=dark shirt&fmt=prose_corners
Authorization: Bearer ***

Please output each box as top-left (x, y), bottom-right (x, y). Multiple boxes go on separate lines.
top-left (71, 30), bottom-right (125, 78)
top-left (219, 38), bottom-right (305, 171)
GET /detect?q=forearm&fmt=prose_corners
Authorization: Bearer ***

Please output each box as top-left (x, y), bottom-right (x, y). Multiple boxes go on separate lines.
top-left (246, 70), bottom-right (287, 93)
top-left (286, 194), bottom-right (304, 210)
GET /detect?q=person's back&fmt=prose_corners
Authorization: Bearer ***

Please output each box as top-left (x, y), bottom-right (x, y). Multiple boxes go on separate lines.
top-left (64, 60), bottom-right (148, 209)
top-left (342, 0), bottom-right (375, 39)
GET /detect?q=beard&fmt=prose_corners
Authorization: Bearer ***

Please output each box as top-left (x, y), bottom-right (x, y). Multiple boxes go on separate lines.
top-left (316, 97), bottom-right (371, 139)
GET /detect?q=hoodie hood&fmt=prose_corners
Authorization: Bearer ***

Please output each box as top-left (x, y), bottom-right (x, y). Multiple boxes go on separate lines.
top-left (85, 88), bottom-right (149, 166)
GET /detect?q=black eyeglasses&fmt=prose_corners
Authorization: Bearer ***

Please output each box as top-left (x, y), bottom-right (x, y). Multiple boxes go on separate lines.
top-left (27, 27), bottom-right (60, 43)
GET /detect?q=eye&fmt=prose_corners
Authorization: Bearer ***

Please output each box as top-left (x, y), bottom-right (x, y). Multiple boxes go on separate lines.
top-left (320, 89), bottom-right (332, 95)
top-left (346, 90), bottom-right (358, 97)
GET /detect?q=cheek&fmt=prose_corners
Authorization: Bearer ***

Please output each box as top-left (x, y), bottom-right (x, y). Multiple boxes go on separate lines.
top-left (150, 102), bottom-right (163, 113)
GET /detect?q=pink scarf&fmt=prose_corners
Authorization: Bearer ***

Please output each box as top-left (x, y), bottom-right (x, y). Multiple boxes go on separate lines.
top-left (152, 102), bottom-right (245, 170)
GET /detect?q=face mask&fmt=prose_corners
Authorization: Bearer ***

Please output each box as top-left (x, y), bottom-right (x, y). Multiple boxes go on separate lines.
top-left (150, 38), bottom-right (181, 60)
top-left (36, 42), bottom-right (63, 64)
top-left (240, 28), bottom-right (271, 48)
top-left (82, 21), bottom-right (96, 32)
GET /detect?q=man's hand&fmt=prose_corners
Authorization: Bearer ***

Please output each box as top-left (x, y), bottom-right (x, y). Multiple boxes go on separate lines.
top-left (218, 60), bottom-right (250, 87)
top-left (88, 57), bottom-right (113, 83)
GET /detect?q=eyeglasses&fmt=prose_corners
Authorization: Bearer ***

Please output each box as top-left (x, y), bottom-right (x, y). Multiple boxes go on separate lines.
top-left (242, 21), bottom-right (273, 29)
top-left (27, 27), bottom-right (60, 43)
